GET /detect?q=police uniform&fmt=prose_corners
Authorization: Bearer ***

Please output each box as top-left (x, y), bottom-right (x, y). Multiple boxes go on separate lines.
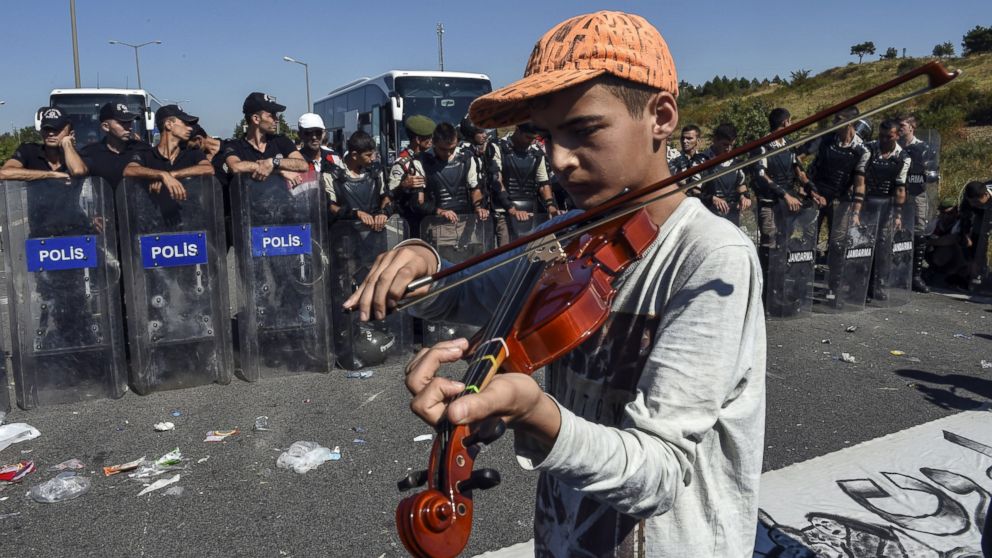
top-left (805, 132), bottom-right (871, 295)
top-left (413, 147), bottom-right (482, 259)
top-left (388, 115), bottom-right (437, 235)
top-left (862, 140), bottom-right (911, 300)
top-left (324, 163), bottom-right (388, 220)
top-left (494, 139), bottom-right (551, 244)
top-left (901, 136), bottom-right (939, 291)
top-left (690, 147), bottom-right (749, 226)
top-left (79, 103), bottom-right (151, 189)
top-left (752, 139), bottom-right (800, 247)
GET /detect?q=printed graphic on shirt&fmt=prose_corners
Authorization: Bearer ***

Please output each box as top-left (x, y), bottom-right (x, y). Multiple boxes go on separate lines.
top-left (534, 311), bottom-right (660, 557)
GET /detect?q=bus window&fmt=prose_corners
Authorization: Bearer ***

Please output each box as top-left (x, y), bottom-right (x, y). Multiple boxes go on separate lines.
top-left (394, 76), bottom-right (492, 127)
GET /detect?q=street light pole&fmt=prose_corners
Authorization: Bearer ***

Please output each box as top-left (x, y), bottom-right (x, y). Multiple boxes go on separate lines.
top-left (283, 56), bottom-right (311, 111)
top-left (108, 40), bottom-right (162, 90)
top-left (70, 0), bottom-right (81, 87)
top-left (436, 23), bottom-right (445, 71)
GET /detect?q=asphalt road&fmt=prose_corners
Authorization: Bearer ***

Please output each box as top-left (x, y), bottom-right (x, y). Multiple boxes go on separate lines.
top-left (0, 290), bottom-right (989, 558)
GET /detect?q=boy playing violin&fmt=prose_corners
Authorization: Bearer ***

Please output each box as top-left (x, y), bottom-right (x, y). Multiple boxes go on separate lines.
top-left (345, 11), bottom-right (766, 556)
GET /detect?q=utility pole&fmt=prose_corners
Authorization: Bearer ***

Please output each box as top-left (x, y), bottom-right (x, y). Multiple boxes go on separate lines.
top-left (109, 40), bottom-right (162, 90)
top-left (70, 0), bottom-right (81, 87)
top-left (436, 23), bottom-right (445, 71)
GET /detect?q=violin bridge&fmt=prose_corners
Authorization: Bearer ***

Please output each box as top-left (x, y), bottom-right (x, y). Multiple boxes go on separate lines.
top-left (527, 236), bottom-right (564, 263)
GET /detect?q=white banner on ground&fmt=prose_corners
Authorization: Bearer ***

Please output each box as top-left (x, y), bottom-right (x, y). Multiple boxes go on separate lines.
top-left (755, 408), bottom-right (991, 557)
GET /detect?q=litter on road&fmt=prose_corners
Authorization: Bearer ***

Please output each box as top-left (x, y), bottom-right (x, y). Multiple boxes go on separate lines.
top-left (346, 370), bottom-right (374, 379)
top-left (29, 472), bottom-right (91, 503)
top-left (48, 459), bottom-right (85, 471)
top-left (0, 461), bottom-right (36, 483)
top-left (103, 457), bottom-right (145, 477)
top-left (204, 429), bottom-right (239, 442)
top-left (0, 423), bottom-right (40, 453)
top-left (414, 434), bottom-right (434, 442)
top-left (276, 441), bottom-right (339, 474)
top-left (154, 422), bottom-right (175, 432)
top-left (253, 417), bottom-right (271, 432)
top-left (137, 474), bottom-right (180, 496)
top-left (838, 353), bottom-right (857, 363)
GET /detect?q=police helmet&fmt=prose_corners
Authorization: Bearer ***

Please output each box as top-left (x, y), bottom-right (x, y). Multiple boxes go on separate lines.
top-left (460, 117), bottom-right (482, 138)
top-left (336, 323), bottom-right (395, 370)
top-left (853, 118), bottom-right (873, 142)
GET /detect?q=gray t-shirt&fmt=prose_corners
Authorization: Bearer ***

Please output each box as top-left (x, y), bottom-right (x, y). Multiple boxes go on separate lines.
top-left (411, 197), bottom-right (766, 557)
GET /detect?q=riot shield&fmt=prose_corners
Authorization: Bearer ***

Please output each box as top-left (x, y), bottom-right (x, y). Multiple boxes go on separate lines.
top-left (419, 214), bottom-right (496, 346)
top-left (496, 211), bottom-right (551, 246)
top-left (328, 215), bottom-right (412, 369)
top-left (0, 234), bottom-right (9, 413)
top-left (813, 199), bottom-right (882, 313)
top-left (869, 200), bottom-right (914, 307)
top-left (737, 203), bottom-right (761, 245)
top-left (1, 178), bottom-right (127, 409)
top-left (970, 207), bottom-right (992, 295)
top-left (764, 203), bottom-right (818, 318)
top-left (918, 128), bottom-right (941, 221)
top-left (117, 177), bottom-right (233, 393)
top-left (231, 172), bottom-right (333, 380)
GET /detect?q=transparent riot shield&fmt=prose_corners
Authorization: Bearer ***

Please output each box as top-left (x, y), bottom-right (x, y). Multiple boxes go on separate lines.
top-left (737, 202), bottom-right (761, 245)
top-left (765, 203), bottom-right (818, 318)
top-left (231, 172), bottom-right (333, 380)
top-left (813, 199), bottom-right (882, 313)
top-left (0, 234), bottom-right (9, 413)
top-left (1, 178), bottom-right (127, 409)
top-left (419, 214), bottom-right (496, 346)
top-left (328, 215), bottom-right (412, 369)
top-left (117, 177), bottom-right (232, 393)
top-left (918, 128), bottom-right (941, 221)
top-left (496, 211), bottom-right (551, 246)
top-left (869, 200), bottom-right (914, 307)
top-left (970, 208), bottom-right (992, 295)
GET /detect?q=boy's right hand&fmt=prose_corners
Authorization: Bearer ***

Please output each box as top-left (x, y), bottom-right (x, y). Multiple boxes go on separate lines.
top-left (343, 243), bottom-right (437, 321)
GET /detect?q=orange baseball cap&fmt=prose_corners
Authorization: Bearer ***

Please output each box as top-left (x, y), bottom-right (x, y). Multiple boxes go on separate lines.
top-left (469, 11), bottom-right (678, 129)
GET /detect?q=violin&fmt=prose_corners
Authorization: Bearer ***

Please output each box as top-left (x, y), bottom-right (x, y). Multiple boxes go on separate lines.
top-left (394, 61), bottom-right (958, 558)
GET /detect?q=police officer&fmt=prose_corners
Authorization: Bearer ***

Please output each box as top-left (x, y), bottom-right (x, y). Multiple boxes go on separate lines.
top-left (493, 124), bottom-right (558, 244)
top-left (414, 122), bottom-right (487, 223)
top-left (324, 131), bottom-right (391, 230)
top-left (752, 108), bottom-right (807, 289)
top-left (222, 92), bottom-right (308, 179)
top-left (187, 124), bottom-right (223, 162)
top-left (459, 117), bottom-right (499, 211)
top-left (0, 107), bottom-right (88, 181)
top-left (297, 113), bottom-right (341, 173)
top-left (802, 106), bottom-right (871, 304)
top-left (79, 102), bottom-right (150, 189)
top-left (388, 115), bottom-right (436, 232)
top-left (124, 105), bottom-right (213, 201)
top-left (669, 124), bottom-right (701, 178)
top-left (862, 119), bottom-right (911, 301)
top-left (691, 123), bottom-right (751, 225)
top-left (897, 114), bottom-right (940, 293)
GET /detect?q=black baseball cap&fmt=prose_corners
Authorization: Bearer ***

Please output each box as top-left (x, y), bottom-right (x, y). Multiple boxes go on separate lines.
top-left (99, 102), bottom-right (138, 123)
top-left (242, 92), bottom-right (286, 115)
top-left (38, 107), bottom-right (69, 130)
top-left (155, 104), bottom-right (199, 129)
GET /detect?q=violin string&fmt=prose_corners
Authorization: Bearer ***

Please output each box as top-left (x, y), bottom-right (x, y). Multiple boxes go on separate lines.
top-left (396, 81), bottom-right (938, 311)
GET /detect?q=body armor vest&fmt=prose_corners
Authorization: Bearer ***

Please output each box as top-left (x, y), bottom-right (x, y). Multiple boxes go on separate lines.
top-left (331, 166), bottom-right (381, 215)
top-left (500, 144), bottom-right (542, 211)
top-left (811, 138), bottom-right (864, 198)
top-left (902, 140), bottom-right (938, 196)
top-left (695, 151), bottom-right (741, 203)
top-left (756, 143), bottom-right (795, 199)
top-left (422, 151), bottom-right (472, 212)
top-left (864, 143), bottom-right (906, 198)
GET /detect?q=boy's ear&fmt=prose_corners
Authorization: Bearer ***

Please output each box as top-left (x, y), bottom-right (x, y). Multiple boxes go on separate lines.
top-left (648, 91), bottom-right (679, 143)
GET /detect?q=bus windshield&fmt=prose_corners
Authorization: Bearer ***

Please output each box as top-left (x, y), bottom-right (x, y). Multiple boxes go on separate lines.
top-left (394, 77), bottom-right (492, 127)
top-left (49, 94), bottom-right (149, 147)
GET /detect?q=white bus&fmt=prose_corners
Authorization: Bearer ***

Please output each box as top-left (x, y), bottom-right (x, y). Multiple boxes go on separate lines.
top-left (36, 88), bottom-right (162, 146)
top-left (313, 70), bottom-right (492, 162)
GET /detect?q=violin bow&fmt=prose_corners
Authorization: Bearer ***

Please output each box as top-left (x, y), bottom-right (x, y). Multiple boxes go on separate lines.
top-left (396, 61), bottom-right (959, 311)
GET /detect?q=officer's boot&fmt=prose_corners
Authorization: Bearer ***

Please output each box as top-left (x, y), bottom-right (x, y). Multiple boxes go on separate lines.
top-left (912, 235), bottom-right (930, 293)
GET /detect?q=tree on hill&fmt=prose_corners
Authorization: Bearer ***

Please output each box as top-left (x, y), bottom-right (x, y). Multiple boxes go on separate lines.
top-left (932, 41), bottom-right (955, 58)
top-left (881, 47), bottom-right (898, 60)
top-left (789, 69), bottom-right (811, 86)
top-left (0, 127), bottom-right (43, 164)
top-left (850, 41), bottom-right (876, 63)
top-left (962, 25), bottom-right (992, 55)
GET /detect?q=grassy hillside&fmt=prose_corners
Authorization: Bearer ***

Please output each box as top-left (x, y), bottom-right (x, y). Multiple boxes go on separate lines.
top-left (679, 54), bottom-right (992, 203)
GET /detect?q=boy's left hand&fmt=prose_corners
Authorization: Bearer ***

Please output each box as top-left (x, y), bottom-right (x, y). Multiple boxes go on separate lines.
top-left (405, 339), bottom-right (560, 442)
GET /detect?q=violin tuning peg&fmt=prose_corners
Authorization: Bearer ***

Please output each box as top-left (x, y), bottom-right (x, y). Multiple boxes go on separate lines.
top-left (397, 469), bottom-right (428, 491)
top-left (462, 417), bottom-right (506, 448)
top-left (458, 468), bottom-right (501, 493)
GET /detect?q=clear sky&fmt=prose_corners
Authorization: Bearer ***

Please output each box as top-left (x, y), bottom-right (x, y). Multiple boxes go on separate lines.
top-left (1, 0), bottom-right (988, 136)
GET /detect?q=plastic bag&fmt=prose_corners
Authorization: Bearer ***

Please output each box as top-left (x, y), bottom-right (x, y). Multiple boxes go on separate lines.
top-left (28, 472), bottom-right (91, 503)
top-left (0, 423), bottom-right (41, 453)
top-left (276, 441), bottom-right (338, 474)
